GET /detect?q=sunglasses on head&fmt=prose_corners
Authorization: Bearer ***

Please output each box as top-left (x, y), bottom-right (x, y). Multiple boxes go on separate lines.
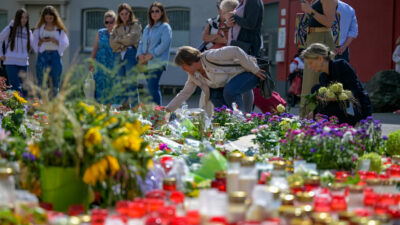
top-left (105, 20), bottom-right (114, 24)
top-left (151, 10), bottom-right (161, 13)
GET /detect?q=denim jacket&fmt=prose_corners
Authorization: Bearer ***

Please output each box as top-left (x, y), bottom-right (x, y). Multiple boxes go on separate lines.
top-left (136, 22), bottom-right (172, 66)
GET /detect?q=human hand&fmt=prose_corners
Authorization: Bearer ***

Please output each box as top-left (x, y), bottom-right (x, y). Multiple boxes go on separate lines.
top-left (144, 54), bottom-right (153, 62)
top-left (254, 70), bottom-right (267, 80)
top-left (0, 56), bottom-right (5, 61)
top-left (301, 2), bottom-right (312, 14)
top-left (335, 46), bottom-right (346, 55)
top-left (226, 17), bottom-right (235, 27)
top-left (49, 37), bottom-right (59, 45)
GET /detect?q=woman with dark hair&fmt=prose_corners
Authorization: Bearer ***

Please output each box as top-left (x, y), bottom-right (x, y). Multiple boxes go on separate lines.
top-left (33, 5), bottom-right (69, 96)
top-left (110, 3), bottom-right (142, 107)
top-left (302, 43), bottom-right (372, 125)
top-left (225, 0), bottom-right (264, 113)
top-left (136, 2), bottom-right (172, 105)
top-left (0, 8), bottom-right (32, 96)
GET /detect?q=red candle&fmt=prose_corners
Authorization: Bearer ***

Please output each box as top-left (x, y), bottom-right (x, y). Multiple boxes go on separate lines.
top-left (364, 192), bottom-right (379, 207)
top-left (330, 195), bottom-right (347, 211)
top-left (163, 177), bottom-right (177, 192)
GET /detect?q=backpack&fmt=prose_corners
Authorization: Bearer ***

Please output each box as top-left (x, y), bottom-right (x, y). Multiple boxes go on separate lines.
top-left (1, 25), bottom-right (13, 56)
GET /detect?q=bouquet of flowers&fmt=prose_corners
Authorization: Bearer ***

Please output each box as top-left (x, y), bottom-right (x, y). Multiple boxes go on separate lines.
top-left (305, 82), bottom-right (358, 112)
top-left (137, 104), bottom-right (167, 129)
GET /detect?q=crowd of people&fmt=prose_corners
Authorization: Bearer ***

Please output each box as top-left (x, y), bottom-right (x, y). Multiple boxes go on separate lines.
top-left (0, 0), bottom-right (397, 125)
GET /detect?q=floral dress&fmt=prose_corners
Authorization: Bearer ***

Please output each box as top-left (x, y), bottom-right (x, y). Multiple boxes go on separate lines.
top-left (94, 28), bottom-right (116, 103)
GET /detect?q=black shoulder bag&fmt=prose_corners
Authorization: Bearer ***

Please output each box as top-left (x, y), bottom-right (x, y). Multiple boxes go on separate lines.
top-left (204, 55), bottom-right (275, 99)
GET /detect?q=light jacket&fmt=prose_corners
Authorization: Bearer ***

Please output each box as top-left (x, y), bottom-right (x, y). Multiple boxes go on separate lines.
top-left (136, 22), bottom-right (172, 66)
top-left (0, 20), bottom-right (33, 66)
top-left (393, 45), bottom-right (400, 73)
top-left (166, 46), bottom-right (259, 116)
top-left (32, 24), bottom-right (69, 56)
top-left (110, 22), bottom-right (142, 53)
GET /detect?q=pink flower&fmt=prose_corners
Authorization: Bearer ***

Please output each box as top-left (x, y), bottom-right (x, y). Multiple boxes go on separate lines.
top-left (251, 128), bottom-right (259, 134)
top-left (198, 153), bottom-right (204, 158)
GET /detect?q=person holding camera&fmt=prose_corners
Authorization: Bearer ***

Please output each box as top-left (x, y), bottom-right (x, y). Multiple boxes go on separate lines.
top-left (165, 46), bottom-right (265, 116)
top-left (299, 0), bottom-right (338, 118)
top-left (32, 5), bottom-right (69, 96)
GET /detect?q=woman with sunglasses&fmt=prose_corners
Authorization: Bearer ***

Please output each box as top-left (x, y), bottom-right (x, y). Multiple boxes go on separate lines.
top-left (136, 2), bottom-right (171, 105)
top-left (89, 10), bottom-right (117, 104)
top-left (110, 3), bottom-right (142, 107)
top-left (32, 5), bottom-right (69, 97)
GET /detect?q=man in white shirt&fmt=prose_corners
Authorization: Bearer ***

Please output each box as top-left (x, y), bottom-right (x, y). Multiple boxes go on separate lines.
top-left (335, 0), bottom-right (358, 62)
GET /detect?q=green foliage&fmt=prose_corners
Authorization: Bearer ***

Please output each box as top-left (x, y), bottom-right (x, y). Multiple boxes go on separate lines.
top-left (357, 152), bottom-right (383, 173)
top-left (386, 130), bottom-right (400, 156)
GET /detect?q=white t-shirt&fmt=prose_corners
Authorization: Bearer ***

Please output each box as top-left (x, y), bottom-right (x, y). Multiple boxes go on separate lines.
top-left (42, 29), bottom-right (58, 51)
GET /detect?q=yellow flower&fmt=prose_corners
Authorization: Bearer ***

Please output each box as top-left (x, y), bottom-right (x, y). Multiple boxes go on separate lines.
top-left (96, 113), bottom-right (107, 121)
top-left (13, 91), bottom-right (27, 104)
top-left (147, 159), bottom-right (154, 170)
top-left (105, 116), bottom-right (118, 126)
top-left (84, 127), bottom-right (102, 149)
top-left (28, 143), bottom-right (40, 158)
top-left (318, 87), bottom-right (328, 96)
top-left (338, 92), bottom-right (348, 101)
top-left (326, 90), bottom-right (335, 99)
top-left (276, 104), bottom-right (286, 113)
top-left (83, 155), bottom-right (120, 186)
top-left (79, 102), bottom-right (96, 116)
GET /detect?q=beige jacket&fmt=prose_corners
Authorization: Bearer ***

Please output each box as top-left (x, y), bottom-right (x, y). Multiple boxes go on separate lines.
top-left (166, 46), bottom-right (259, 116)
top-left (110, 22), bottom-right (142, 52)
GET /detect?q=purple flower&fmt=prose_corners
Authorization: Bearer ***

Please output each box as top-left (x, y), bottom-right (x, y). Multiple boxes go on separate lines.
top-left (22, 152), bottom-right (36, 161)
top-left (159, 143), bottom-right (169, 151)
top-left (54, 149), bottom-right (62, 157)
top-left (382, 135), bottom-right (388, 140)
top-left (340, 146), bottom-right (344, 151)
top-left (310, 148), bottom-right (317, 153)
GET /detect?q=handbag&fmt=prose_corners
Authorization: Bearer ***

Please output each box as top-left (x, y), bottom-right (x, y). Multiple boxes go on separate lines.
top-left (204, 55), bottom-right (275, 99)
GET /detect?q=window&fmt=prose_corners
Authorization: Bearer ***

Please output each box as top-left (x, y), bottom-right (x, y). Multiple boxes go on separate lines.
top-left (166, 8), bottom-right (190, 48)
top-left (0, 10), bottom-right (7, 31)
top-left (82, 8), bottom-right (107, 51)
top-left (132, 7), bottom-right (148, 28)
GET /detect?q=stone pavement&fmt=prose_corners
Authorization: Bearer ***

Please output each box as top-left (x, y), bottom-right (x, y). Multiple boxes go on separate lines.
top-left (162, 94), bottom-right (400, 136)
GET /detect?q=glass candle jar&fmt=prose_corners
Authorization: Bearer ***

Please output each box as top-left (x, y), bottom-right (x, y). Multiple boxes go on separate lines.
top-left (0, 167), bottom-right (15, 208)
top-left (238, 157), bottom-right (257, 198)
top-left (295, 192), bottom-right (314, 206)
top-left (304, 176), bottom-right (320, 192)
top-left (211, 171), bottom-right (226, 192)
top-left (227, 191), bottom-right (247, 224)
top-left (347, 185), bottom-right (364, 210)
top-left (330, 195), bottom-right (347, 212)
top-left (227, 153), bottom-right (242, 194)
top-left (163, 177), bottom-right (177, 192)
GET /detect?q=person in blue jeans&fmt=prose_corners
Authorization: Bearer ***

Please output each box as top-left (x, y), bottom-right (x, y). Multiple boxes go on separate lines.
top-left (110, 3), bottom-right (142, 107)
top-left (165, 46), bottom-right (265, 116)
top-left (0, 8), bottom-right (33, 97)
top-left (137, 2), bottom-right (172, 105)
top-left (89, 10), bottom-right (117, 104)
top-left (33, 6), bottom-right (69, 97)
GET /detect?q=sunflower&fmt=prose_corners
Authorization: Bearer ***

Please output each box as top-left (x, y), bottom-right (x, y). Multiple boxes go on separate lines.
top-left (83, 155), bottom-right (120, 186)
top-left (12, 91), bottom-right (27, 104)
top-left (84, 127), bottom-right (102, 149)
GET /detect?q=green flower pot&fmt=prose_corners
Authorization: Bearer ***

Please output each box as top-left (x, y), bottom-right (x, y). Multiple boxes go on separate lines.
top-left (40, 166), bottom-right (89, 212)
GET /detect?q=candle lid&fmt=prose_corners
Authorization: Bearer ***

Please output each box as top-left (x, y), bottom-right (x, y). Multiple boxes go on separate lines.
top-left (163, 177), bottom-right (177, 186)
top-left (329, 221), bottom-right (349, 225)
top-left (348, 185), bottom-right (364, 193)
top-left (290, 218), bottom-right (312, 225)
top-left (215, 170), bottom-right (226, 179)
top-left (281, 194), bottom-right (295, 205)
top-left (329, 182), bottom-right (346, 191)
top-left (191, 111), bottom-right (201, 117)
top-left (241, 157), bottom-right (256, 167)
top-left (290, 181), bottom-right (303, 189)
top-left (69, 216), bottom-right (81, 225)
top-left (272, 161), bottom-right (286, 170)
top-left (373, 213), bottom-right (392, 223)
top-left (212, 122), bottom-right (220, 128)
top-left (392, 155), bottom-right (400, 161)
top-left (350, 217), bottom-right (369, 225)
top-left (312, 212), bottom-right (333, 223)
top-left (305, 176), bottom-right (320, 185)
top-left (228, 153), bottom-right (242, 162)
top-left (296, 192), bottom-right (315, 202)
top-left (299, 205), bottom-right (314, 215)
top-left (0, 167), bottom-right (13, 177)
top-left (279, 206), bottom-right (303, 217)
top-left (366, 220), bottom-right (381, 225)
top-left (366, 178), bottom-right (381, 186)
top-left (338, 211), bottom-right (356, 220)
top-left (79, 215), bottom-right (91, 223)
top-left (229, 191), bottom-right (247, 203)
top-left (266, 186), bottom-right (280, 198)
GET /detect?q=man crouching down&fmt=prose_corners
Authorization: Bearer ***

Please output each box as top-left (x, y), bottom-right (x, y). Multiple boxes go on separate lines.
top-left (166, 46), bottom-right (266, 116)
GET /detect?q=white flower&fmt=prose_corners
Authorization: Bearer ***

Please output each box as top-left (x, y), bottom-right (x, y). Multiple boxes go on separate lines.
top-left (342, 131), bottom-right (354, 143)
top-left (326, 90), bottom-right (336, 99)
top-left (277, 104), bottom-right (286, 113)
top-left (323, 126), bottom-right (331, 133)
top-left (318, 87), bottom-right (328, 96)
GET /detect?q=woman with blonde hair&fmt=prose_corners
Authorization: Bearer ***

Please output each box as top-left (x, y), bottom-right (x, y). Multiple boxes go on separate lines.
top-left (110, 3), bottom-right (142, 107)
top-left (32, 5), bottom-right (69, 96)
top-left (302, 43), bottom-right (372, 125)
top-left (136, 2), bottom-right (172, 105)
top-left (90, 10), bottom-right (117, 104)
